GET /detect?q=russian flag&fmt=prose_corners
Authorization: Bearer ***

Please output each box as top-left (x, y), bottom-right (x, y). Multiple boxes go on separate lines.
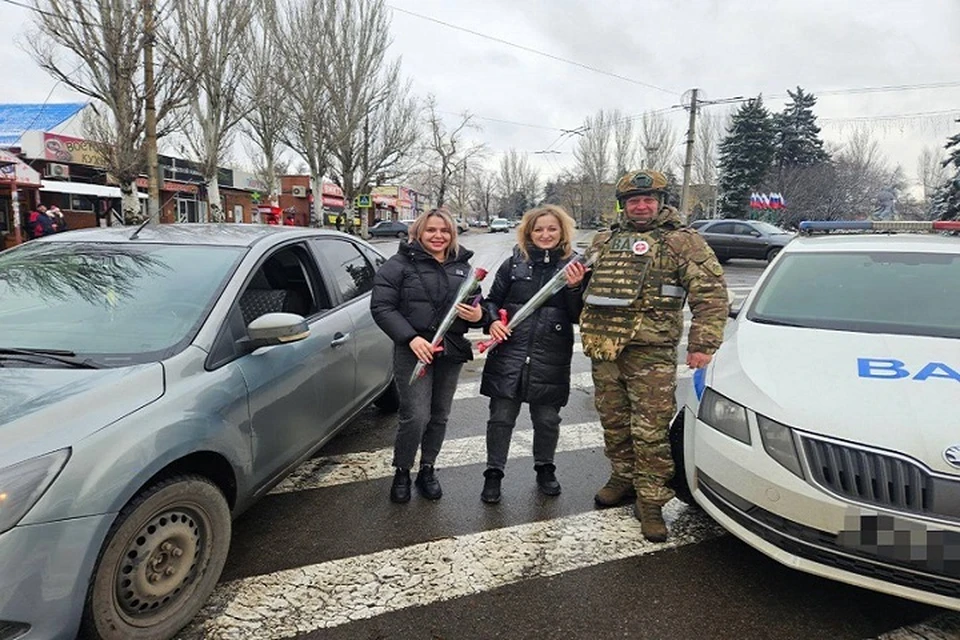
top-left (760, 193), bottom-right (771, 209)
top-left (749, 193), bottom-right (759, 209)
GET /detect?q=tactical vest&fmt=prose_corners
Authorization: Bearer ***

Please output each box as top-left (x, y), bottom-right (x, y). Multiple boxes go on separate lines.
top-left (580, 228), bottom-right (686, 361)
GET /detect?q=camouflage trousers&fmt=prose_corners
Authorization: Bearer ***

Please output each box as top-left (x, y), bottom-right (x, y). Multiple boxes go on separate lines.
top-left (591, 345), bottom-right (677, 505)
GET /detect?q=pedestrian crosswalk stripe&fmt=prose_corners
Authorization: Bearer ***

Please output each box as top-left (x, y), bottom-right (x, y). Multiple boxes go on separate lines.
top-left (178, 504), bottom-right (724, 640)
top-left (877, 612), bottom-right (960, 639)
top-left (453, 368), bottom-right (693, 400)
top-left (271, 421), bottom-right (605, 495)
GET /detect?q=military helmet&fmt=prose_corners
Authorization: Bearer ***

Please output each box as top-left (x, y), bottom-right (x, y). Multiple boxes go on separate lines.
top-left (615, 169), bottom-right (669, 203)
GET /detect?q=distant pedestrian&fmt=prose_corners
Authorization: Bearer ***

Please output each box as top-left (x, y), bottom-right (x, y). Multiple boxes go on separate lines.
top-left (28, 205), bottom-right (55, 239)
top-left (48, 205), bottom-right (67, 232)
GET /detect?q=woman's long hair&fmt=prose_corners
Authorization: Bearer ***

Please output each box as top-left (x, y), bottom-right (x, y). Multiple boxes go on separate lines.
top-left (407, 208), bottom-right (460, 259)
top-left (515, 205), bottom-right (576, 261)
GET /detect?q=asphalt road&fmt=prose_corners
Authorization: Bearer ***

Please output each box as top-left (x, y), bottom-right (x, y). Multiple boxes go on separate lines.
top-left (176, 230), bottom-right (955, 640)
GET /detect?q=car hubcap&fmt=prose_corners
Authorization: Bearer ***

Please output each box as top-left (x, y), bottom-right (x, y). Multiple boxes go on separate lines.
top-left (115, 509), bottom-right (203, 621)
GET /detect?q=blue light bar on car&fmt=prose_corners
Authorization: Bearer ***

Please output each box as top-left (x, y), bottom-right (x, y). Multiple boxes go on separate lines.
top-left (799, 220), bottom-right (960, 233)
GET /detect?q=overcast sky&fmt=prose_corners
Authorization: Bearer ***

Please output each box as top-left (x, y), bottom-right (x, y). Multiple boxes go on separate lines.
top-left (2, 0), bottom-right (959, 187)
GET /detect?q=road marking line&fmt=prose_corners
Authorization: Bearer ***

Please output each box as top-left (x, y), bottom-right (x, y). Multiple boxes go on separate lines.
top-left (272, 420), bottom-right (605, 495)
top-left (875, 613), bottom-right (960, 639)
top-left (178, 504), bottom-right (724, 640)
top-left (454, 368), bottom-right (693, 401)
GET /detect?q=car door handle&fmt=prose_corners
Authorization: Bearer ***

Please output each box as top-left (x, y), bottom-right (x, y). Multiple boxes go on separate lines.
top-left (330, 332), bottom-right (351, 347)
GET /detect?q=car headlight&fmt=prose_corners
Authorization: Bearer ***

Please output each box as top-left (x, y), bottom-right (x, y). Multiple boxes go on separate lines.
top-left (0, 449), bottom-right (70, 534)
top-left (698, 388), bottom-right (750, 444)
top-left (757, 415), bottom-right (803, 478)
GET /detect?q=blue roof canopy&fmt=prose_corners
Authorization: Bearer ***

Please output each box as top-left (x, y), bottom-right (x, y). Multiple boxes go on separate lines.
top-left (0, 103), bottom-right (87, 146)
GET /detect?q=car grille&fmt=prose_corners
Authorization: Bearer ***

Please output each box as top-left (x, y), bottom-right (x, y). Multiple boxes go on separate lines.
top-left (698, 472), bottom-right (960, 599)
top-left (801, 437), bottom-right (934, 515)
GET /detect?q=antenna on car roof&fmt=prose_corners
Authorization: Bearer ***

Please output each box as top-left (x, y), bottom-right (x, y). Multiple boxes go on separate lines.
top-left (129, 217), bottom-right (151, 240)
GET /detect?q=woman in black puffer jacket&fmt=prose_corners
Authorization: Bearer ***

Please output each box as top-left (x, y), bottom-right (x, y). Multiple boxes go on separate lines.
top-left (479, 205), bottom-right (587, 503)
top-left (371, 208), bottom-right (486, 504)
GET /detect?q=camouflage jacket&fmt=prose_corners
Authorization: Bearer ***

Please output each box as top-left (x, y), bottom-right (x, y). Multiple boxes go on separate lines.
top-left (580, 206), bottom-right (728, 361)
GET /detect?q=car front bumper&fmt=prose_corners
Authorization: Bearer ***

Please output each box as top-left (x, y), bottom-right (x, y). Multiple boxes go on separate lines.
top-left (689, 412), bottom-right (960, 611)
top-left (0, 513), bottom-right (114, 640)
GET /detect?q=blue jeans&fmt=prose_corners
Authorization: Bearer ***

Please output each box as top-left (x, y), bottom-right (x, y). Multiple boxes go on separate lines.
top-left (485, 396), bottom-right (561, 471)
top-left (392, 346), bottom-right (464, 470)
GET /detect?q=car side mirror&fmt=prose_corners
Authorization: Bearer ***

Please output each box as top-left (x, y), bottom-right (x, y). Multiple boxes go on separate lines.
top-left (727, 289), bottom-right (744, 319)
top-left (240, 312), bottom-right (310, 352)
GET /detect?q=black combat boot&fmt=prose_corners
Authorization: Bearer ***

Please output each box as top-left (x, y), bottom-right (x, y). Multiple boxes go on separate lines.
top-left (390, 468), bottom-right (411, 503)
top-left (481, 468), bottom-right (504, 504)
top-left (415, 464), bottom-right (443, 500)
top-left (534, 463), bottom-right (561, 496)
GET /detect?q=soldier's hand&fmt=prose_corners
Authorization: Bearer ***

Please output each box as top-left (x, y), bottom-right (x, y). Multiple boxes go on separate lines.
top-left (686, 351), bottom-right (712, 369)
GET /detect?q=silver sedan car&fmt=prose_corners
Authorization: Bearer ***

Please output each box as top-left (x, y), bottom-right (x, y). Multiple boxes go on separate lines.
top-left (0, 224), bottom-right (398, 639)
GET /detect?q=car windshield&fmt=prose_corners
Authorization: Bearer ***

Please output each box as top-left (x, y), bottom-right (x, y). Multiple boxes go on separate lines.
top-left (752, 221), bottom-right (791, 235)
top-left (747, 251), bottom-right (960, 339)
top-left (0, 242), bottom-right (244, 365)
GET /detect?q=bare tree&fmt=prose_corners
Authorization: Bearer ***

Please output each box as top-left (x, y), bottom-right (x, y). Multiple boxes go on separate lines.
top-left (24, 0), bottom-right (192, 223)
top-left (277, 0), bottom-right (334, 226)
top-left (497, 149), bottom-right (541, 218)
top-left (611, 110), bottom-right (638, 176)
top-left (694, 110), bottom-right (723, 185)
top-left (573, 110), bottom-right (613, 225)
top-left (421, 95), bottom-right (485, 208)
top-left (325, 0), bottom-right (419, 236)
top-left (638, 110), bottom-right (680, 173)
top-left (918, 145), bottom-right (948, 203)
top-left (469, 169), bottom-right (497, 223)
top-left (173, 0), bottom-right (255, 221)
top-left (241, 0), bottom-right (289, 206)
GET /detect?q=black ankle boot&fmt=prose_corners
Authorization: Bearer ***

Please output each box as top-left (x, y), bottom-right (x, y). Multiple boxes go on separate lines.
top-left (390, 468), bottom-right (411, 503)
top-left (415, 464), bottom-right (443, 500)
top-left (481, 468), bottom-right (504, 504)
top-left (535, 463), bottom-right (561, 496)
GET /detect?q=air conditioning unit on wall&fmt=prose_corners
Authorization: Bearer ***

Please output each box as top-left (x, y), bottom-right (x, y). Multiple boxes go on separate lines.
top-left (291, 185), bottom-right (307, 198)
top-left (45, 163), bottom-right (70, 178)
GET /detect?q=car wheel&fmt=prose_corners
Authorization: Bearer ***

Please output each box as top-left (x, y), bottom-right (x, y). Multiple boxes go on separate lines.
top-left (766, 247), bottom-right (781, 262)
top-left (81, 475), bottom-right (231, 640)
top-left (396, 231), bottom-right (407, 239)
top-left (666, 412), bottom-right (696, 506)
top-left (374, 378), bottom-right (400, 412)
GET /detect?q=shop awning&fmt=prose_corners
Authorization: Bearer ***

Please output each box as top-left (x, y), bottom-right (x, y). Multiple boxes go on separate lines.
top-left (0, 149), bottom-right (42, 187)
top-left (41, 180), bottom-right (147, 199)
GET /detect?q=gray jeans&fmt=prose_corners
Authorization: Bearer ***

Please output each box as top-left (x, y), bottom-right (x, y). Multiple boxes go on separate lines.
top-left (392, 345), bottom-right (464, 470)
top-left (485, 396), bottom-right (561, 470)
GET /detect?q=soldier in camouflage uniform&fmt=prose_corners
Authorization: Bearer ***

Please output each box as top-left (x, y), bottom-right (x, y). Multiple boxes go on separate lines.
top-left (580, 169), bottom-right (728, 542)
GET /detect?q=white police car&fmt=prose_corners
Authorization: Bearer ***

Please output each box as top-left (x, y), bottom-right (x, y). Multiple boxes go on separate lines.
top-left (674, 220), bottom-right (960, 610)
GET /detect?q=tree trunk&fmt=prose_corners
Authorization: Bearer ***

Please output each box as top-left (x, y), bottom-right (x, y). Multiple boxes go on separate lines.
top-left (310, 173), bottom-right (324, 227)
top-left (121, 181), bottom-right (140, 225)
top-left (207, 177), bottom-right (223, 222)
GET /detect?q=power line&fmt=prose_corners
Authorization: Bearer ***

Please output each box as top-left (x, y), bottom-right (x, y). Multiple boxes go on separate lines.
top-left (388, 5), bottom-right (678, 96)
top-left (770, 81), bottom-right (960, 99)
top-left (1, 0), bottom-right (100, 28)
top-left (438, 110), bottom-right (568, 132)
top-left (819, 108), bottom-right (960, 123)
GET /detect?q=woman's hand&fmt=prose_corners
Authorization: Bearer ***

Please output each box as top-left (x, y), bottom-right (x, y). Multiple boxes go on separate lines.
top-left (490, 320), bottom-right (511, 342)
top-left (456, 302), bottom-right (483, 323)
top-left (409, 336), bottom-right (435, 364)
top-left (564, 261), bottom-right (588, 287)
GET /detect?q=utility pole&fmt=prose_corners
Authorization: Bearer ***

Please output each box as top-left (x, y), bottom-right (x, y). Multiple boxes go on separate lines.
top-left (143, 0), bottom-right (161, 223)
top-left (680, 87), bottom-right (698, 220)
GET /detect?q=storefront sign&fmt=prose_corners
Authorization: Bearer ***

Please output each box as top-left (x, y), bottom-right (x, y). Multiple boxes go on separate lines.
top-left (43, 133), bottom-right (107, 167)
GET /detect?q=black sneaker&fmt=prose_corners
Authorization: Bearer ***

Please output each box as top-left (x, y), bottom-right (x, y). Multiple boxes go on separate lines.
top-left (535, 463), bottom-right (561, 496)
top-left (415, 464), bottom-right (443, 500)
top-left (390, 468), bottom-right (411, 503)
top-left (481, 468), bottom-right (504, 504)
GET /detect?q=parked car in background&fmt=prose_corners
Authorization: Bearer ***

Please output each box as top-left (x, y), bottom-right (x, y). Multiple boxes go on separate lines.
top-left (673, 220), bottom-right (960, 612)
top-left (456, 218), bottom-right (469, 233)
top-left (0, 224), bottom-right (398, 639)
top-left (696, 219), bottom-right (794, 263)
top-left (489, 217), bottom-right (511, 233)
top-left (368, 220), bottom-right (409, 239)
